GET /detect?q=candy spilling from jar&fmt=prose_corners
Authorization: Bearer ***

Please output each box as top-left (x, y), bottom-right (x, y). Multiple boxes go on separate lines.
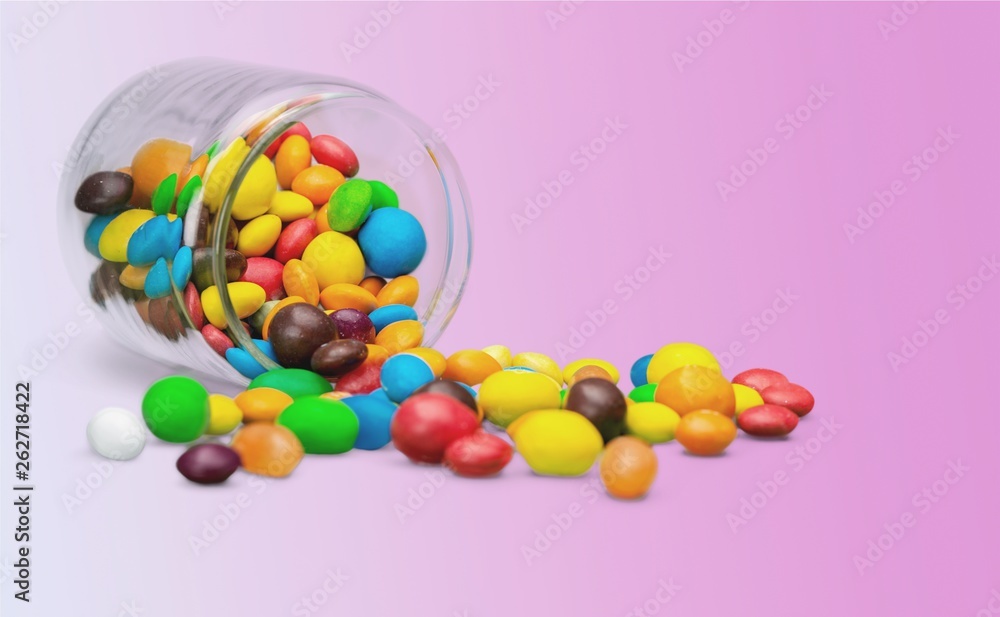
top-left (77, 122), bottom-right (427, 379)
top-left (87, 343), bottom-right (816, 500)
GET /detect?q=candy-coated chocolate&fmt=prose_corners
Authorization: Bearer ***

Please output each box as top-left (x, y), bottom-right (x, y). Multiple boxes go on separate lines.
top-left (375, 320), bottom-right (424, 355)
top-left (359, 275), bottom-right (386, 296)
top-left (310, 134), bottom-right (359, 177)
top-left (478, 370), bottom-right (561, 428)
top-left (274, 218), bottom-right (317, 264)
top-left (239, 257), bottom-right (285, 301)
top-left (412, 379), bottom-right (478, 413)
top-left (263, 122), bottom-right (311, 158)
top-left (732, 383), bottom-right (765, 416)
top-left (248, 368), bottom-right (333, 398)
top-left (390, 393), bottom-right (479, 464)
top-left (75, 171), bottom-right (133, 214)
top-left (206, 393), bottom-right (243, 434)
top-left (177, 443), bottom-right (240, 484)
top-left (368, 180), bottom-right (398, 209)
top-left (267, 190), bottom-right (313, 222)
top-left (86, 407), bottom-right (145, 460)
top-left (629, 354), bottom-right (654, 387)
top-left (375, 275), bottom-right (419, 307)
top-left (342, 393), bottom-right (396, 450)
top-left (368, 304), bottom-right (418, 333)
top-left (600, 436), bottom-right (657, 499)
top-left (236, 214), bottom-right (282, 257)
top-left (230, 422), bottom-right (304, 477)
top-left (510, 352), bottom-right (562, 384)
top-left (301, 232), bottom-right (365, 288)
top-left (380, 353), bottom-right (435, 403)
top-left (675, 410), bottom-right (737, 456)
top-left (329, 308), bottom-right (376, 343)
top-left (291, 164), bottom-right (346, 205)
top-left (564, 377), bottom-right (627, 443)
top-left (510, 410), bottom-right (603, 477)
top-left (444, 431), bottom-right (513, 477)
top-left (99, 209), bottom-right (156, 262)
top-left (562, 358), bottom-right (619, 385)
top-left (191, 247), bottom-right (247, 291)
top-left (405, 347), bottom-right (447, 378)
top-left (358, 208), bottom-right (426, 277)
top-left (311, 339), bottom-right (369, 377)
top-left (732, 368), bottom-right (788, 393)
top-left (201, 282), bottom-right (267, 329)
top-left (327, 178), bottom-right (373, 232)
top-left (654, 365), bottom-right (736, 418)
top-left (443, 349), bottom-right (503, 386)
top-left (276, 396), bottom-right (359, 454)
top-left (319, 283), bottom-right (377, 313)
top-left (235, 387), bottom-right (294, 422)
top-left (624, 401), bottom-right (680, 443)
top-left (275, 134), bottom-right (312, 189)
top-left (202, 324), bottom-right (233, 356)
top-left (482, 345), bottom-right (512, 369)
top-left (647, 342), bottom-right (721, 384)
top-left (261, 296), bottom-right (307, 340)
top-left (268, 303), bottom-right (338, 368)
top-left (737, 404), bottom-right (799, 436)
top-left (759, 383), bottom-right (814, 417)
top-left (130, 138), bottom-right (192, 208)
top-left (282, 259), bottom-right (320, 306)
top-left (141, 375), bottom-right (210, 443)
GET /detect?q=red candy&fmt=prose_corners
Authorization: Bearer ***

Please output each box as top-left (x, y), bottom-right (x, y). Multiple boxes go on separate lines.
top-left (240, 257), bottom-right (286, 301)
top-left (443, 431), bottom-right (513, 477)
top-left (201, 324), bottom-right (233, 356)
top-left (760, 383), bottom-right (815, 417)
top-left (732, 368), bottom-right (788, 393)
top-left (184, 283), bottom-right (204, 329)
top-left (334, 358), bottom-right (384, 394)
top-left (310, 135), bottom-right (359, 178)
top-left (274, 218), bottom-right (318, 264)
top-left (391, 393), bottom-right (480, 464)
top-left (264, 122), bottom-right (312, 159)
top-left (737, 404), bottom-right (799, 437)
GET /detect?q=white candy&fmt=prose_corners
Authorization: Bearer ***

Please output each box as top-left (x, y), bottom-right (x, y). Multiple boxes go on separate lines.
top-left (86, 407), bottom-right (146, 461)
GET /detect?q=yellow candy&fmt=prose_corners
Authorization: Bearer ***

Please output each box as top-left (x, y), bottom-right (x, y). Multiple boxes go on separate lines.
top-left (301, 232), bottom-right (365, 289)
top-left (282, 259), bottom-right (320, 306)
top-left (201, 282), bottom-right (267, 329)
top-left (482, 345), bottom-right (512, 369)
top-left (646, 342), bottom-right (721, 384)
top-left (511, 352), bottom-right (562, 384)
top-left (119, 264), bottom-right (151, 290)
top-left (319, 283), bottom-right (377, 313)
top-left (262, 296), bottom-right (307, 340)
top-left (99, 209), bottom-right (155, 262)
top-left (267, 190), bottom-right (314, 222)
top-left (376, 275), bottom-right (419, 307)
top-left (365, 344), bottom-right (390, 365)
top-left (206, 394), bottom-right (243, 435)
top-left (236, 214), bottom-right (282, 257)
top-left (204, 140), bottom-right (279, 220)
top-left (234, 387), bottom-right (293, 423)
top-left (510, 409), bottom-right (604, 477)
top-left (407, 347), bottom-right (447, 377)
top-left (733, 383), bottom-right (765, 416)
top-left (562, 358), bottom-right (620, 385)
top-left (479, 370), bottom-right (561, 428)
top-left (624, 401), bottom-right (681, 443)
top-left (375, 320), bottom-right (423, 355)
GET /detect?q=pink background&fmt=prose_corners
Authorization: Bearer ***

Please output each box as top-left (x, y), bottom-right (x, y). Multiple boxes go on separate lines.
top-left (3, 2), bottom-right (999, 615)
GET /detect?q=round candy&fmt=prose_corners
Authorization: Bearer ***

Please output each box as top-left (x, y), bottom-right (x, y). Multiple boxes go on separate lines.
top-left (248, 368), bottom-right (333, 398)
top-left (329, 308), bottom-right (376, 343)
top-left (600, 436), bottom-right (658, 499)
top-left (311, 134), bottom-right (360, 177)
top-left (376, 275), bottom-right (419, 307)
top-left (275, 134), bottom-right (312, 190)
top-left (264, 122), bottom-right (311, 158)
top-left (232, 155), bottom-right (279, 220)
top-left (568, 364), bottom-right (614, 386)
top-left (276, 397), bottom-right (360, 454)
top-left (624, 401), bottom-right (681, 444)
top-left (675, 410), bottom-right (737, 456)
top-left (262, 296), bottom-right (307, 340)
top-left (335, 355), bottom-right (385, 395)
top-left (375, 320), bottom-right (423, 355)
top-left (230, 422), bottom-right (304, 477)
top-left (130, 138), bottom-right (191, 208)
top-left (301, 232), bottom-right (365, 288)
top-left (628, 383), bottom-right (657, 403)
top-left (646, 342), bottom-right (721, 384)
top-left (510, 352), bottom-right (562, 384)
top-left (390, 393), bottom-right (480, 464)
top-left (327, 178), bottom-right (373, 232)
top-left (733, 383), bottom-right (765, 416)
top-left (86, 407), bottom-right (146, 460)
top-left (202, 324), bottom-right (234, 356)
top-left (291, 164), bottom-right (346, 205)
top-left (342, 393), bottom-right (396, 450)
top-left (654, 365), bottom-right (736, 418)
top-left (320, 284), bottom-right (377, 313)
top-left (282, 259), bottom-right (320, 306)
top-left (563, 377), bottom-right (627, 443)
top-left (443, 350), bottom-right (503, 386)
top-left (482, 345), bottom-right (512, 369)
top-left (479, 370), bottom-right (561, 428)
top-left (236, 214), bottom-right (282, 257)
top-left (235, 387), bottom-right (294, 422)
top-left (732, 368), bottom-right (789, 393)
top-left (274, 218), bottom-right (317, 264)
top-left (369, 304), bottom-right (418, 333)
top-left (737, 404), bottom-right (799, 437)
top-left (141, 375), bottom-right (210, 443)
top-left (176, 443), bottom-right (241, 484)
top-left (192, 248), bottom-right (247, 291)
top-left (359, 275), bottom-right (387, 296)
top-left (444, 431), bottom-right (513, 478)
top-left (406, 347), bottom-right (447, 377)
top-left (562, 358), bottom-right (619, 385)
top-left (85, 214), bottom-right (115, 257)
top-left (206, 394), bottom-right (243, 435)
top-left (201, 282), bottom-right (267, 329)
top-left (99, 209), bottom-right (156, 262)
top-left (380, 354), bottom-right (436, 403)
top-left (75, 171), bottom-right (133, 214)
top-left (358, 209), bottom-right (427, 278)
top-left (760, 383), bottom-right (814, 417)
top-left (412, 379), bottom-right (479, 414)
top-left (268, 303), bottom-right (338, 368)
top-left (311, 339), bottom-right (369, 377)
top-left (509, 409), bottom-right (603, 477)
top-left (630, 353), bottom-right (654, 387)
top-left (226, 339), bottom-right (278, 379)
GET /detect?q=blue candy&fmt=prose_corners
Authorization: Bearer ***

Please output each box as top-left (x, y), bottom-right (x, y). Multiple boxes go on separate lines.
top-left (369, 304), bottom-right (418, 333)
top-left (358, 208), bottom-right (426, 278)
top-left (144, 257), bottom-right (171, 299)
top-left (126, 215), bottom-right (179, 266)
top-left (84, 214), bottom-right (115, 258)
top-left (171, 246), bottom-right (193, 289)
top-left (630, 354), bottom-right (654, 387)
top-left (226, 339), bottom-right (277, 379)
top-left (342, 393), bottom-right (397, 450)
top-left (380, 353), bottom-right (435, 403)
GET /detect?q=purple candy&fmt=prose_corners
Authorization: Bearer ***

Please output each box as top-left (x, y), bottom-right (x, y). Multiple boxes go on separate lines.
top-left (176, 443), bottom-right (240, 484)
top-left (330, 308), bottom-right (376, 343)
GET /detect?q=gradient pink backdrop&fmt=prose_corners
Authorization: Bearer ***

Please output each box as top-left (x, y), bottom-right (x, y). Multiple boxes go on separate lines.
top-left (2, 2), bottom-right (999, 616)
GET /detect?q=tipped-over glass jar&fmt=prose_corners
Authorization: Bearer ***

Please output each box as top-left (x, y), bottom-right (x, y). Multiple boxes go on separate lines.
top-left (58, 59), bottom-right (472, 384)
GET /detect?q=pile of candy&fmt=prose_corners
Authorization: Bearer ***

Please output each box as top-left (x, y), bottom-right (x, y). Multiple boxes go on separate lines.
top-left (86, 342), bottom-right (815, 500)
top-left (77, 122), bottom-right (427, 378)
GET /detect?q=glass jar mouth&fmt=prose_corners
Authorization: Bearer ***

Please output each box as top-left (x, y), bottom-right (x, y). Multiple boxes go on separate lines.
top-left (201, 90), bottom-right (474, 373)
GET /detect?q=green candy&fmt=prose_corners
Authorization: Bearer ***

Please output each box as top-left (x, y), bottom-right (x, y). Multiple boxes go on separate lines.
top-left (248, 368), bottom-right (333, 398)
top-left (368, 180), bottom-right (399, 210)
top-left (204, 140), bottom-right (221, 159)
top-left (150, 173), bottom-right (177, 215)
top-left (559, 388), bottom-right (567, 407)
top-left (276, 397), bottom-right (359, 454)
top-left (628, 383), bottom-right (657, 403)
top-left (141, 375), bottom-right (209, 443)
top-left (176, 175), bottom-right (202, 219)
top-left (327, 179), bottom-right (373, 232)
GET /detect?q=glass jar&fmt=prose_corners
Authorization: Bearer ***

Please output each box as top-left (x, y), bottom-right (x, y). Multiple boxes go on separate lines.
top-left (57, 59), bottom-right (472, 384)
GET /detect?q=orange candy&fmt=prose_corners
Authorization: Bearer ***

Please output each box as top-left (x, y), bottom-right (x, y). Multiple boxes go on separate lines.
top-left (654, 365), bottom-right (736, 418)
top-left (319, 283), bottom-right (378, 313)
top-left (568, 365), bottom-right (614, 386)
top-left (180, 153), bottom-right (209, 190)
top-left (130, 138), bottom-right (192, 207)
top-left (234, 387), bottom-right (293, 422)
top-left (360, 276), bottom-right (387, 296)
top-left (365, 344), bottom-right (390, 365)
top-left (291, 164), bottom-right (345, 206)
top-left (282, 259), bottom-right (320, 306)
top-left (262, 296), bottom-right (308, 340)
top-left (407, 347), bottom-right (447, 377)
top-left (375, 320), bottom-right (424, 355)
top-left (275, 134), bottom-right (312, 189)
top-left (600, 436), bottom-right (658, 499)
top-left (315, 204), bottom-right (332, 233)
top-left (230, 423), bottom-right (304, 477)
top-left (675, 410), bottom-right (737, 456)
top-left (443, 350), bottom-right (503, 386)
top-left (376, 275), bottom-right (419, 307)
